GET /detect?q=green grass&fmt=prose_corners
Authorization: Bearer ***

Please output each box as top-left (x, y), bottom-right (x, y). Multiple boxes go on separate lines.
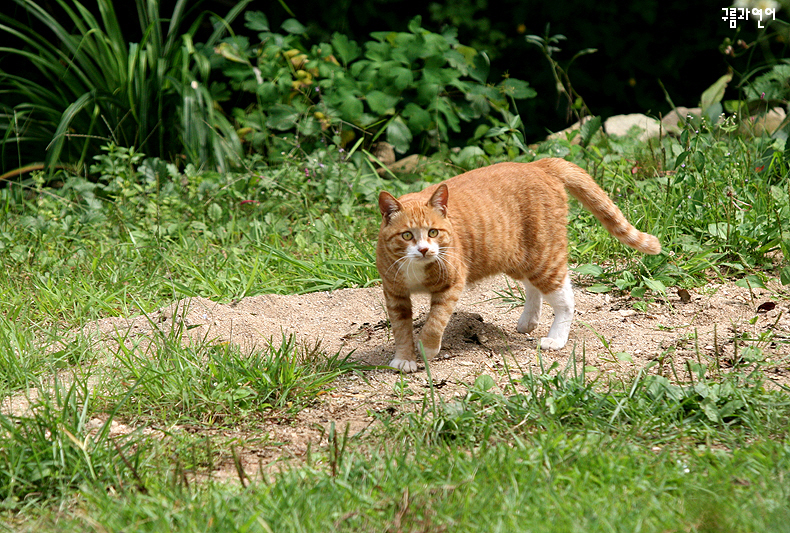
top-left (7, 361), bottom-right (790, 532)
top-left (1, 125), bottom-right (789, 531)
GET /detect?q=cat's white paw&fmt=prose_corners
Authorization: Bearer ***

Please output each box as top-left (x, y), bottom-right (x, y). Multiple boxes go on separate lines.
top-left (539, 337), bottom-right (565, 350)
top-left (389, 357), bottom-right (418, 373)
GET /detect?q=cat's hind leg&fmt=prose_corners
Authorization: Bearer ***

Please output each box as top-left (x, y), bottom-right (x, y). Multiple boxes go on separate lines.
top-left (517, 279), bottom-right (543, 334)
top-left (538, 274), bottom-right (574, 350)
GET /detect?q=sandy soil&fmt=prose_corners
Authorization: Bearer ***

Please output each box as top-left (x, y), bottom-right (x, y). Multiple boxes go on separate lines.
top-left (5, 275), bottom-right (790, 481)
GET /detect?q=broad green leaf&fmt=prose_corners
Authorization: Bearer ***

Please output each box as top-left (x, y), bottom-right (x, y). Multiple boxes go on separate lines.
top-left (586, 284), bottom-right (612, 293)
top-left (643, 278), bottom-right (667, 294)
top-left (365, 90), bottom-right (400, 115)
top-left (452, 146), bottom-right (486, 165)
top-left (445, 49), bottom-right (470, 75)
top-left (700, 72), bottom-right (732, 116)
top-left (614, 352), bottom-right (633, 362)
top-left (215, 41), bottom-right (247, 63)
top-left (389, 67), bottom-right (414, 91)
top-left (407, 15), bottom-right (423, 34)
top-left (500, 78), bottom-right (537, 100)
top-left (780, 264), bottom-right (790, 285)
top-left (256, 82), bottom-right (280, 103)
top-left (331, 33), bottom-right (361, 64)
top-left (572, 263), bottom-right (604, 277)
top-left (674, 150), bottom-right (690, 170)
top-left (337, 90), bottom-right (363, 122)
top-left (207, 203), bottom-right (223, 222)
top-left (473, 374), bottom-right (495, 392)
top-left (701, 401), bottom-right (722, 423)
top-left (364, 41), bottom-right (391, 62)
top-left (244, 11), bottom-right (269, 32)
top-left (402, 103), bottom-right (432, 131)
top-left (707, 222), bottom-right (734, 240)
top-left (469, 50), bottom-right (490, 83)
top-left (466, 93), bottom-right (491, 117)
top-left (265, 104), bottom-right (299, 130)
top-left (281, 19), bottom-right (306, 34)
top-left (579, 116), bottom-right (602, 147)
top-left (454, 45), bottom-right (478, 67)
top-left (735, 275), bottom-right (767, 290)
top-left (386, 116), bottom-right (412, 153)
top-left (417, 82), bottom-right (443, 104)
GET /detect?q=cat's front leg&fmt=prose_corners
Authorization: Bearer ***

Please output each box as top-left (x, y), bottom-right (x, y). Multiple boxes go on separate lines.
top-left (417, 286), bottom-right (463, 360)
top-left (384, 289), bottom-right (418, 372)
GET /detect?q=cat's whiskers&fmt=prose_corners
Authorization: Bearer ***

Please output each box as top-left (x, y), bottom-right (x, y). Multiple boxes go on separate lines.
top-left (388, 254), bottom-right (411, 278)
top-left (436, 246), bottom-right (461, 276)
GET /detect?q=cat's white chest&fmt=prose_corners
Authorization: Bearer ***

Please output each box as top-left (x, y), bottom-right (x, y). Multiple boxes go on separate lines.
top-left (401, 259), bottom-right (431, 291)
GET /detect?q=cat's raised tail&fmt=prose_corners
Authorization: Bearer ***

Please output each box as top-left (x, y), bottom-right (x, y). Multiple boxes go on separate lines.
top-left (537, 158), bottom-right (662, 255)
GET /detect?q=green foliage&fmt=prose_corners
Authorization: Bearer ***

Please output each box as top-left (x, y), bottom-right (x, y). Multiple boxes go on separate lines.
top-left (215, 14), bottom-right (535, 158)
top-left (743, 63), bottom-right (790, 103)
top-left (0, 143), bottom-right (401, 326)
top-left (0, 0), bottom-right (248, 173)
top-left (665, 118), bottom-right (790, 272)
top-left (430, 358), bottom-right (789, 446)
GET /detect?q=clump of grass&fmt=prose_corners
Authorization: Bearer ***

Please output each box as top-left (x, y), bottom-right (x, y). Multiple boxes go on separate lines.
top-left (102, 327), bottom-right (364, 425)
top-left (0, 376), bottom-right (147, 511)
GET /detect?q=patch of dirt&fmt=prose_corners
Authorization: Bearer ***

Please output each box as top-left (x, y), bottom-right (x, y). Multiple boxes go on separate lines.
top-left (5, 275), bottom-right (790, 481)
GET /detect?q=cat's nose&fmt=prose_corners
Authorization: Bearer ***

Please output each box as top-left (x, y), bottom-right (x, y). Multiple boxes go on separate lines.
top-left (418, 246), bottom-right (430, 256)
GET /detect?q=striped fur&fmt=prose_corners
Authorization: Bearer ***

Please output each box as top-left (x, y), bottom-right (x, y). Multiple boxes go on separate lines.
top-left (377, 158), bottom-right (660, 372)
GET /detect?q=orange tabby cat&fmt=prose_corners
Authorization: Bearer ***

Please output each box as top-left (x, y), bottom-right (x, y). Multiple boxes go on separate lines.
top-left (376, 158), bottom-right (661, 373)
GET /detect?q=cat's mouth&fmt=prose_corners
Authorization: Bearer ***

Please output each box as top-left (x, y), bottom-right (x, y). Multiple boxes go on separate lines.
top-left (409, 253), bottom-right (437, 262)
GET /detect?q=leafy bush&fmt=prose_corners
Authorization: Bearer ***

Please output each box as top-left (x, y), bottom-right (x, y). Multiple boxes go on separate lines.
top-left (214, 14), bottom-right (536, 159)
top-left (0, 0), bottom-right (247, 174)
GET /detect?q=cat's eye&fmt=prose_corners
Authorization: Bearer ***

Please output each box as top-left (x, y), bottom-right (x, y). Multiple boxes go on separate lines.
top-left (428, 229), bottom-right (439, 238)
top-left (401, 231), bottom-right (413, 240)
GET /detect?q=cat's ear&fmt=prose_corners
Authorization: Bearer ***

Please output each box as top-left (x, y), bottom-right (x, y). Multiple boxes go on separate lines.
top-left (428, 184), bottom-right (449, 217)
top-left (378, 191), bottom-right (402, 223)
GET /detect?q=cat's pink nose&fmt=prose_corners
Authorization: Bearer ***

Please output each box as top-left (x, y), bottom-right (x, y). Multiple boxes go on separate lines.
top-left (418, 246), bottom-right (429, 256)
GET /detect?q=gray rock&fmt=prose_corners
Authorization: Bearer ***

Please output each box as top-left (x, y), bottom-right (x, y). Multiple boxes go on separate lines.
top-left (740, 107), bottom-right (786, 136)
top-left (603, 113), bottom-right (663, 141)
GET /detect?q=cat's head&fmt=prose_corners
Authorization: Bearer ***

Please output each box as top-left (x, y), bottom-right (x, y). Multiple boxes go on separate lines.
top-left (377, 184), bottom-right (452, 265)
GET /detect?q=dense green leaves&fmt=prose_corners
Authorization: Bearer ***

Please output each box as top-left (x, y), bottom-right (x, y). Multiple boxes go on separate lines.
top-left (217, 14), bottom-right (535, 157)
